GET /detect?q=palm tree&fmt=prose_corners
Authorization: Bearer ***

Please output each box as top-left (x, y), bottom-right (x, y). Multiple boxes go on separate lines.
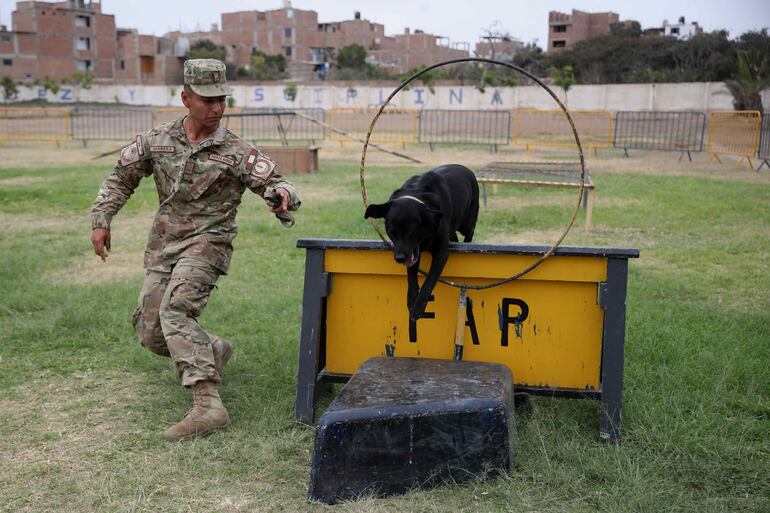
top-left (725, 50), bottom-right (768, 112)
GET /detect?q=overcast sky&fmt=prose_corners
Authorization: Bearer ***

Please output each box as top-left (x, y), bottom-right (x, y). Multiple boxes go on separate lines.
top-left (1, 0), bottom-right (768, 47)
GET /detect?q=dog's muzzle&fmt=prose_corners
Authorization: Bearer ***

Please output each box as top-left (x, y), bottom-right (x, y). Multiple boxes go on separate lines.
top-left (395, 247), bottom-right (420, 267)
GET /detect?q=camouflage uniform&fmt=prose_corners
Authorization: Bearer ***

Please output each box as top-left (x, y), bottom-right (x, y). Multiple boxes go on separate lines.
top-left (91, 107), bottom-right (300, 387)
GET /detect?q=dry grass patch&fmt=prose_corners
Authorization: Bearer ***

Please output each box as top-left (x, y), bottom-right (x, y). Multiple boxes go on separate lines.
top-left (0, 140), bottom-right (122, 169)
top-left (47, 214), bottom-right (151, 285)
top-left (486, 229), bottom-right (568, 246)
top-left (298, 184), bottom-right (358, 204)
top-left (0, 212), bottom-right (81, 233)
top-left (51, 248), bottom-right (145, 285)
top-left (0, 175), bottom-right (50, 187)
top-left (0, 371), bottom-right (144, 500)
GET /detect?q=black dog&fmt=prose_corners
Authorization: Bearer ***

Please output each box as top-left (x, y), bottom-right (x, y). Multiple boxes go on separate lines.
top-left (364, 164), bottom-right (479, 320)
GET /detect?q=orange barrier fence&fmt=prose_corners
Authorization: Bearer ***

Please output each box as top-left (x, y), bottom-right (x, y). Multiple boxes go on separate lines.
top-left (707, 111), bottom-right (761, 169)
top-left (514, 109), bottom-right (612, 153)
top-left (327, 108), bottom-right (418, 146)
top-left (0, 107), bottom-right (71, 144)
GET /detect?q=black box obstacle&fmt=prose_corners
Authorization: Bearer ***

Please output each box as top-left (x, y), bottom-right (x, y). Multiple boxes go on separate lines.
top-left (308, 357), bottom-right (515, 504)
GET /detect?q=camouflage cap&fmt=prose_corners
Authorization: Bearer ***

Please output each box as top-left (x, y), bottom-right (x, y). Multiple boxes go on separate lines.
top-left (183, 59), bottom-right (233, 97)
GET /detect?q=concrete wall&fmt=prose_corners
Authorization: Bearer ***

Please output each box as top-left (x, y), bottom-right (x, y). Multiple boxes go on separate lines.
top-left (4, 81), bottom-right (769, 112)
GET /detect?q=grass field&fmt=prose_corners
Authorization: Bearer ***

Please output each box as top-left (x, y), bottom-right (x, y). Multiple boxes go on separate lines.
top-left (0, 142), bottom-right (768, 513)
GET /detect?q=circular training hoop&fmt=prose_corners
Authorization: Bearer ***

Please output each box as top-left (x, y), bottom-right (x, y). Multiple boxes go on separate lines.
top-left (360, 57), bottom-right (586, 291)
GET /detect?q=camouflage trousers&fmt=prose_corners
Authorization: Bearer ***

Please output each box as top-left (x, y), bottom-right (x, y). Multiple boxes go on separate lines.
top-left (132, 257), bottom-right (223, 387)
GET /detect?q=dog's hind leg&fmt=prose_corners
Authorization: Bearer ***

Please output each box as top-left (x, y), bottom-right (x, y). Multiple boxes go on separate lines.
top-left (459, 199), bottom-right (479, 242)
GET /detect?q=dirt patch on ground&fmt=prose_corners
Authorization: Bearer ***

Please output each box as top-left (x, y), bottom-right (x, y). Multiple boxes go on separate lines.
top-left (296, 184), bottom-right (358, 204)
top-left (46, 214), bottom-right (150, 285)
top-left (0, 212), bottom-right (81, 233)
top-left (0, 175), bottom-right (50, 187)
top-left (0, 140), bottom-right (122, 168)
top-left (0, 371), bottom-right (142, 480)
top-left (486, 229), bottom-right (569, 246)
top-left (51, 249), bottom-right (145, 285)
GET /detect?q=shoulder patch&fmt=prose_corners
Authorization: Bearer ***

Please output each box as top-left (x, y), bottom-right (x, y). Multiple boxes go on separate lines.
top-left (252, 155), bottom-right (275, 178)
top-left (150, 145), bottom-right (176, 153)
top-left (209, 154), bottom-right (236, 167)
top-left (119, 141), bottom-right (141, 166)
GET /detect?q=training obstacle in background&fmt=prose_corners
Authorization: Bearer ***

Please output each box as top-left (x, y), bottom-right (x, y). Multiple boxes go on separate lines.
top-left (294, 238), bottom-right (639, 442)
top-left (475, 160), bottom-right (595, 229)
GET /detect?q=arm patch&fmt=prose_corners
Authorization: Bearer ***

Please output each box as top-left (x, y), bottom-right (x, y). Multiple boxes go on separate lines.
top-left (119, 141), bottom-right (141, 166)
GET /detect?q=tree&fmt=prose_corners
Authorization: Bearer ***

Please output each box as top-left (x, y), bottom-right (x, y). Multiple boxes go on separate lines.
top-left (336, 44), bottom-right (367, 69)
top-left (1, 75), bottom-right (18, 102)
top-left (70, 71), bottom-right (94, 89)
top-left (399, 64), bottom-right (438, 93)
top-left (511, 42), bottom-right (548, 82)
top-left (725, 49), bottom-right (768, 111)
top-left (245, 51), bottom-right (286, 80)
top-left (549, 65), bottom-right (575, 105)
top-left (610, 21), bottom-right (642, 38)
top-left (187, 39), bottom-right (227, 62)
top-left (42, 75), bottom-right (60, 95)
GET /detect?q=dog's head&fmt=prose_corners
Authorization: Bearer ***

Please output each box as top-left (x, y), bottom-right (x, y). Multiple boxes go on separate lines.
top-left (364, 196), bottom-right (443, 267)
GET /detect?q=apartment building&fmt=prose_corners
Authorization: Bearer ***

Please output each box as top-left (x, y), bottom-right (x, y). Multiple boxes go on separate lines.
top-left (115, 29), bottom-right (183, 85)
top-left (547, 9), bottom-right (619, 52)
top-left (475, 35), bottom-right (524, 60)
top-left (3, 0), bottom-right (116, 82)
top-left (217, 6), bottom-right (467, 72)
top-left (1, 0), bottom-right (470, 84)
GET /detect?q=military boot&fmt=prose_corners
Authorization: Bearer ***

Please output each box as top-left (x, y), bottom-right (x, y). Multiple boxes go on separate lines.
top-left (212, 337), bottom-right (233, 380)
top-left (163, 381), bottom-right (230, 441)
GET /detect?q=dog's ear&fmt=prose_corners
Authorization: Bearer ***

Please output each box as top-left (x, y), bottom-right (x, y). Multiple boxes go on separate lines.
top-left (364, 202), bottom-right (391, 219)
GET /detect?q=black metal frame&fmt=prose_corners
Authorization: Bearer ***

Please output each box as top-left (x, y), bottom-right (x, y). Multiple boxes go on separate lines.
top-left (68, 106), bottom-right (152, 142)
top-left (417, 109), bottom-right (512, 152)
top-left (613, 111), bottom-right (706, 160)
top-left (758, 113), bottom-right (770, 171)
top-left (222, 108), bottom-right (325, 144)
top-left (294, 238), bottom-right (639, 442)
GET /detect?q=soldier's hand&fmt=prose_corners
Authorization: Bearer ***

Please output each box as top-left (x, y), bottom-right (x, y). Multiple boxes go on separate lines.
top-left (91, 228), bottom-right (111, 262)
top-left (271, 187), bottom-right (290, 213)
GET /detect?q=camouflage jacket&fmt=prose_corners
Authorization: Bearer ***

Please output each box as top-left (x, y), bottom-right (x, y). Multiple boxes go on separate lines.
top-left (90, 117), bottom-right (300, 274)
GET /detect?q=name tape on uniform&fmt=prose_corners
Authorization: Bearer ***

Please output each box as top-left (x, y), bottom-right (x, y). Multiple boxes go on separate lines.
top-left (209, 154), bottom-right (236, 166)
top-left (150, 145), bottom-right (176, 153)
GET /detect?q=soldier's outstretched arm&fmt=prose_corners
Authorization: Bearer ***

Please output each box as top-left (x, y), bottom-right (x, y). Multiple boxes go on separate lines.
top-left (239, 148), bottom-right (301, 224)
top-left (90, 136), bottom-right (152, 260)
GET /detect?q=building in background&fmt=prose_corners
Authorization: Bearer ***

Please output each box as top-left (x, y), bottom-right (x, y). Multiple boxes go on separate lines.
top-left (216, 4), bottom-right (468, 76)
top-left (0, 0), bottom-right (472, 84)
top-left (474, 35), bottom-right (524, 60)
top-left (3, 0), bottom-right (116, 82)
top-left (645, 17), bottom-right (703, 40)
top-left (547, 9), bottom-right (619, 53)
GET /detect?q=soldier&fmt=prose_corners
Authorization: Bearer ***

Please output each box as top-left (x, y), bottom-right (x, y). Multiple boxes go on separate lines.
top-left (90, 59), bottom-right (300, 441)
